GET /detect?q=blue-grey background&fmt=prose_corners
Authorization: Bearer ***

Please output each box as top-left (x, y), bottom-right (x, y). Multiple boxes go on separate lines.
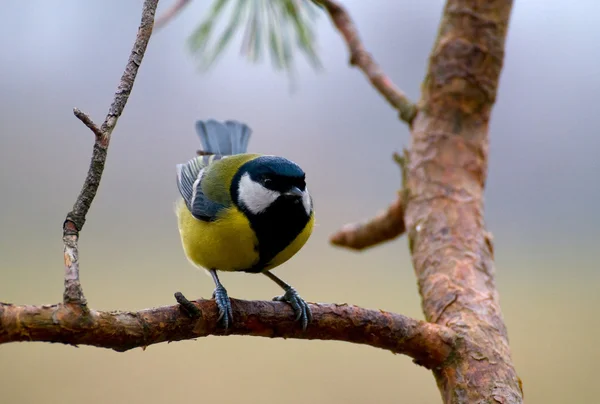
top-left (1, 0), bottom-right (598, 403)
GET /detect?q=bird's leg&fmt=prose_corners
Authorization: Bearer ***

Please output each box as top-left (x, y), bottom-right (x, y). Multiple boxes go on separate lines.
top-left (263, 271), bottom-right (313, 331)
top-left (210, 269), bottom-right (233, 329)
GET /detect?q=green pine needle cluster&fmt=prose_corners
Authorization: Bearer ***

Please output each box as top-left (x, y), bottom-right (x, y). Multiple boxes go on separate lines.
top-left (188, 0), bottom-right (322, 72)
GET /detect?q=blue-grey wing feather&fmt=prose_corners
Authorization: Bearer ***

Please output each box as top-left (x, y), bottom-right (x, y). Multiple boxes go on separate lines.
top-left (176, 155), bottom-right (226, 221)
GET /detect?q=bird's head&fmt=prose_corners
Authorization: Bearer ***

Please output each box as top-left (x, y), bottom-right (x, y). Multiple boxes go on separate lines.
top-left (231, 156), bottom-right (312, 218)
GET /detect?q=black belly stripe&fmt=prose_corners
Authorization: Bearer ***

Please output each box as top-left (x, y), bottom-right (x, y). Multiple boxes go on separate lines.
top-left (242, 199), bottom-right (309, 273)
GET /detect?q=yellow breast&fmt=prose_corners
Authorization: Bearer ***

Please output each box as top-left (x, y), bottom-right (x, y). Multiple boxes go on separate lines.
top-left (176, 199), bottom-right (259, 271)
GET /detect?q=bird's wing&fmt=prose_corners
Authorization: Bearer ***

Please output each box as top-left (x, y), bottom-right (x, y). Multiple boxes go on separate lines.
top-left (176, 155), bottom-right (228, 222)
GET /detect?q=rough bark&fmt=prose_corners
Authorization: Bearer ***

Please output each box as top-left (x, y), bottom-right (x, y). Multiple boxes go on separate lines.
top-left (0, 300), bottom-right (454, 368)
top-left (405, 0), bottom-right (522, 402)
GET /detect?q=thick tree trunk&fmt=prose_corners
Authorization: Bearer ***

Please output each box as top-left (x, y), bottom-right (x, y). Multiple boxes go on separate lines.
top-left (405, 0), bottom-right (522, 402)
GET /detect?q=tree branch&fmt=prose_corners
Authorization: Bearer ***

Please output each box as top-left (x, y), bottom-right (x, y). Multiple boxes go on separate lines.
top-left (330, 193), bottom-right (405, 250)
top-left (154, 0), bottom-right (191, 30)
top-left (62, 0), bottom-right (159, 306)
top-left (314, 0), bottom-right (416, 124)
top-left (405, 0), bottom-right (522, 402)
top-left (0, 300), bottom-right (456, 368)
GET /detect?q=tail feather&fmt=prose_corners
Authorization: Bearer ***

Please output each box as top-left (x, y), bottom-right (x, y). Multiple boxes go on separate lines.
top-left (195, 119), bottom-right (252, 156)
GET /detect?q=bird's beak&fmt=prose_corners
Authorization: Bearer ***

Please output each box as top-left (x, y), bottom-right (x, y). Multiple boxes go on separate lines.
top-left (284, 186), bottom-right (304, 198)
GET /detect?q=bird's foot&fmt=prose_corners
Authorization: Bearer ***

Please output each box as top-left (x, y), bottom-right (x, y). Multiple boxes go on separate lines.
top-left (212, 284), bottom-right (233, 329)
top-left (273, 287), bottom-right (313, 331)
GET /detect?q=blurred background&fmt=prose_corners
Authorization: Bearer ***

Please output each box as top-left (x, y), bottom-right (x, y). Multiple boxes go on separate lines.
top-left (1, 0), bottom-right (598, 403)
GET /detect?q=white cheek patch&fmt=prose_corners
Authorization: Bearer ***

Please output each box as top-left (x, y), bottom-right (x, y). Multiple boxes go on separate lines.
top-left (238, 173), bottom-right (280, 214)
top-left (302, 188), bottom-right (312, 216)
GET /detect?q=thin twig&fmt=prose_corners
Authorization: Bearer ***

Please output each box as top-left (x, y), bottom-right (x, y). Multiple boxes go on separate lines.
top-left (314, 0), bottom-right (417, 124)
top-left (331, 194), bottom-right (405, 250)
top-left (0, 300), bottom-right (456, 368)
top-left (73, 108), bottom-right (103, 139)
top-left (174, 291), bottom-right (202, 318)
top-left (62, 0), bottom-right (160, 305)
top-left (154, 0), bottom-right (192, 30)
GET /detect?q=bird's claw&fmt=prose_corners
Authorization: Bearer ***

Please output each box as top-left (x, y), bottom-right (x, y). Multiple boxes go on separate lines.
top-left (273, 287), bottom-right (312, 331)
top-left (212, 284), bottom-right (233, 329)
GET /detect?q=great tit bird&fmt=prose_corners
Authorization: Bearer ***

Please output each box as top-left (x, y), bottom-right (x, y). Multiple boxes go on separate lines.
top-left (175, 119), bottom-right (314, 330)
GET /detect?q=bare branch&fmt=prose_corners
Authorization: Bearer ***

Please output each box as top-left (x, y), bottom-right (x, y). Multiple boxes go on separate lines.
top-left (73, 108), bottom-right (103, 138)
top-left (154, 0), bottom-right (191, 30)
top-left (62, 0), bottom-right (159, 306)
top-left (0, 300), bottom-right (456, 368)
top-left (330, 194), bottom-right (405, 250)
top-left (314, 0), bottom-right (416, 124)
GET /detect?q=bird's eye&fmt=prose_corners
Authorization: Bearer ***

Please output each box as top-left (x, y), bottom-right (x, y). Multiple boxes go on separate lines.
top-left (262, 177), bottom-right (272, 186)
